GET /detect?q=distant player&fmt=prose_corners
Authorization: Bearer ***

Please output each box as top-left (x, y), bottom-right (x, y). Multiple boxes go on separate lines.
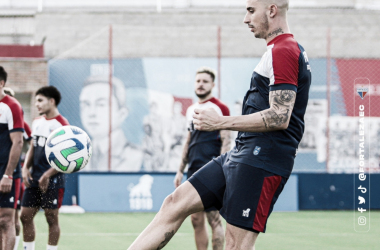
top-left (20, 86), bottom-right (69, 250)
top-left (3, 86), bottom-right (33, 250)
top-left (129, 0), bottom-right (312, 249)
top-left (174, 67), bottom-right (230, 250)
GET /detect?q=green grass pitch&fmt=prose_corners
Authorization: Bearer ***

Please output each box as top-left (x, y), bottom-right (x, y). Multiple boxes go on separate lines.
top-left (19, 211), bottom-right (379, 250)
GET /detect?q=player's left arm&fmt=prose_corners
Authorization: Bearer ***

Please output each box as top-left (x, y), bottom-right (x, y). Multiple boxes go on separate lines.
top-left (39, 167), bottom-right (59, 193)
top-left (193, 89), bottom-right (296, 132)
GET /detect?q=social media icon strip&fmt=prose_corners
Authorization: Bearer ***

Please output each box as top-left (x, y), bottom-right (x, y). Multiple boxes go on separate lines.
top-left (358, 196), bottom-right (365, 204)
top-left (358, 216), bottom-right (366, 226)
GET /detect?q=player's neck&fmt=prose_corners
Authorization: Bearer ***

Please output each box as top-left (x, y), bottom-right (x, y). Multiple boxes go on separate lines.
top-left (45, 108), bottom-right (60, 119)
top-left (265, 20), bottom-right (290, 44)
top-left (198, 94), bottom-right (214, 103)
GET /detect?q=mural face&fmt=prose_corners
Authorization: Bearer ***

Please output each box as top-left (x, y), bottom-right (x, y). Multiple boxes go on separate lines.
top-left (80, 83), bottom-right (128, 138)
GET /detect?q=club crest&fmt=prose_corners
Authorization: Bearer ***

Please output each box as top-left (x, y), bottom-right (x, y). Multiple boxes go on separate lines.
top-left (357, 87), bottom-right (369, 100)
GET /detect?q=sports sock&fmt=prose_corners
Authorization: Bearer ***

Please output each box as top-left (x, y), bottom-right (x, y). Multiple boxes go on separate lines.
top-left (13, 236), bottom-right (20, 250)
top-left (23, 241), bottom-right (35, 250)
top-left (47, 245), bottom-right (58, 250)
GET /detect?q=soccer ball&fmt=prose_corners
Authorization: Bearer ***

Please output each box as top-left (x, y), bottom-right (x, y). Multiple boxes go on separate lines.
top-left (45, 125), bottom-right (92, 173)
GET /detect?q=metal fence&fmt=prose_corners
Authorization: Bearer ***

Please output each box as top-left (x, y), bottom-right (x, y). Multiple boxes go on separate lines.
top-left (47, 24), bottom-right (380, 173)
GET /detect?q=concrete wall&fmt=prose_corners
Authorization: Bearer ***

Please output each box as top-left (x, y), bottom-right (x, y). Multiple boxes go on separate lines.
top-left (0, 8), bottom-right (379, 59)
top-left (30, 8), bottom-right (380, 59)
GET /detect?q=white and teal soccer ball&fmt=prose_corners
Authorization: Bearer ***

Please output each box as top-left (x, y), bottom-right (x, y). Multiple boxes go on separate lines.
top-left (45, 126), bottom-right (92, 173)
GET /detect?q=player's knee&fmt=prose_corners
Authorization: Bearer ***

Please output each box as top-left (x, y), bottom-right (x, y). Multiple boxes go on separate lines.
top-left (191, 214), bottom-right (204, 229)
top-left (20, 211), bottom-right (32, 225)
top-left (162, 191), bottom-right (182, 209)
top-left (0, 214), bottom-right (13, 230)
top-left (207, 214), bottom-right (222, 230)
top-left (225, 238), bottom-right (239, 250)
top-left (45, 213), bottom-right (58, 227)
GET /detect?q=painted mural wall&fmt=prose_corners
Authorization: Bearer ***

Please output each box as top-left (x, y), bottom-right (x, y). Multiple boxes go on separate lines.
top-left (49, 58), bottom-right (380, 173)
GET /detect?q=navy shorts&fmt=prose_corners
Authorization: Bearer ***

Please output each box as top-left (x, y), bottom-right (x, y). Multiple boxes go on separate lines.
top-left (0, 178), bottom-right (21, 209)
top-left (21, 187), bottom-right (65, 209)
top-left (188, 152), bottom-right (288, 233)
top-left (188, 167), bottom-right (217, 213)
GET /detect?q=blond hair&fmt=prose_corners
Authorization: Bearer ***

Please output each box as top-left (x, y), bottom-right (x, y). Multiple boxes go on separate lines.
top-left (196, 67), bottom-right (216, 82)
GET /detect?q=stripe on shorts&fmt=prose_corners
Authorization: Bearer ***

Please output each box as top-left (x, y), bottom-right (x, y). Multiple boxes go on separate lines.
top-left (253, 175), bottom-right (282, 232)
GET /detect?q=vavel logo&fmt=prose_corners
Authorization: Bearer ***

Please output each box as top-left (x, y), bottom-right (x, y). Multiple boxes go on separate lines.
top-left (129, 175), bottom-right (154, 210)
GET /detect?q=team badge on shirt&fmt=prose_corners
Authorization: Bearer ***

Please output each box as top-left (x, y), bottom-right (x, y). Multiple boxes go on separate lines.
top-left (253, 146), bottom-right (261, 156)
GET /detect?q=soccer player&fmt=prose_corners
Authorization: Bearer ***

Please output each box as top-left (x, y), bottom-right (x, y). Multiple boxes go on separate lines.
top-left (20, 86), bottom-right (69, 250)
top-left (0, 67), bottom-right (24, 250)
top-left (174, 67), bottom-right (230, 250)
top-left (128, 0), bottom-right (312, 249)
top-left (3, 86), bottom-right (33, 250)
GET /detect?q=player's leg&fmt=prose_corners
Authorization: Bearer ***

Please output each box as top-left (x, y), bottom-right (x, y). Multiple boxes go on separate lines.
top-left (219, 162), bottom-right (288, 250)
top-left (190, 211), bottom-right (208, 250)
top-left (13, 210), bottom-right (20, 250)
top-left (14, 181), bottom-right (23, 250)
top-left (20, 207), bottom-right (39, 242)
top-left (20, 187), bottom-right (42, 250)
top-left (225, 223), bottom-right (257, 250)
top-left (41, 188), bottom-right (64, 250)
top-left (128, 181), bottom-right (204, 250)
top-left (128, 153), bottom-right (228, 250)
top-left (206, 210), bottom-right (224, 250)
top-left (44, 209), bottom-right (60, 247)
top-left (0, 208), bottom-right (16, 250)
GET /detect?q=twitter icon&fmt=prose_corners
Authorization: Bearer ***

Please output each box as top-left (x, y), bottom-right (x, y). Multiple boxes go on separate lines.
top-left (358, 196), bottom-right (365, 204)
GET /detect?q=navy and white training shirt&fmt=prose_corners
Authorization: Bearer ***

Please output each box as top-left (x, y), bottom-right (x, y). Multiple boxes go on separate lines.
top-left (30, 115), bottom-right (69, 189)
top-left (230, 34), bottom-right (312, 178)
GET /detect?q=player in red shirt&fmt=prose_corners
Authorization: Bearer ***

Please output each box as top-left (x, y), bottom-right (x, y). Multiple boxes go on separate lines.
top-left (0, 67), bottom-right (24, 250)
top-left (20, 86), bottom-right (69, 250)
top-left (174, 67), bottom-right (230, 250)
top-left (3, 87), bottom-right (32, 250)
top-left (129, 1), bottom-right (311, 249)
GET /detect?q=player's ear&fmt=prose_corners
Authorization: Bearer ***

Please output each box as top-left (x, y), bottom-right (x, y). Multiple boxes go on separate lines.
top-left (48, 97), bottom-right (55, 106)
top-left (0, 80), bottom-right (4, 88)
top-left (269, 4), bottom-right (277, 18)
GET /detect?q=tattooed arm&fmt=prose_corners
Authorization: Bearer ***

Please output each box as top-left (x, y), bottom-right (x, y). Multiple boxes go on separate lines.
top-left (174, 131), bottom-right (191, 188)
top-left (193, 89), bottom-right (296, 132)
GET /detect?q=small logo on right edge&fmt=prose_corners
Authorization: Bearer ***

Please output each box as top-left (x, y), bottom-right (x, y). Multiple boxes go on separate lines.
top-left (357, 87), bottom-right (369, 100)
top-left (242, 208), bottom-right (250, 217)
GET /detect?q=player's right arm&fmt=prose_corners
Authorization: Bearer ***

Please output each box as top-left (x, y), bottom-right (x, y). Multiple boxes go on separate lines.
top-left (22, 140), bottom-right (34, 188)
top-left (174, 131), bottom-right (191, 188)
top-left (0, 131), bottom-right (23, 193)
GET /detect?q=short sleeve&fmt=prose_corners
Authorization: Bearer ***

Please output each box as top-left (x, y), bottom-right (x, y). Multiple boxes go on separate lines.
top-left (8, 103), bottom-right (24, 133)
top-left (269, 42), bottom-right (300, 92)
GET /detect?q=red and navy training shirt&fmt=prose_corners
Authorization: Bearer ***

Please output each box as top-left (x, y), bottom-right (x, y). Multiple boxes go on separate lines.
top-left (230, 34), bottom-right (312, 178)
top-left (0, 95), bottom-right (24, 178)
top-left (186, 97), bottom-right (230, 170)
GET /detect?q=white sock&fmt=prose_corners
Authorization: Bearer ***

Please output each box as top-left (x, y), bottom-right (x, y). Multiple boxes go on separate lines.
top-left (47, 245), bottom-right (58, 250)
top-left (23, 241), bottom-right (35, 250)
top-left (13, 236), bottom-right (20, 250)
